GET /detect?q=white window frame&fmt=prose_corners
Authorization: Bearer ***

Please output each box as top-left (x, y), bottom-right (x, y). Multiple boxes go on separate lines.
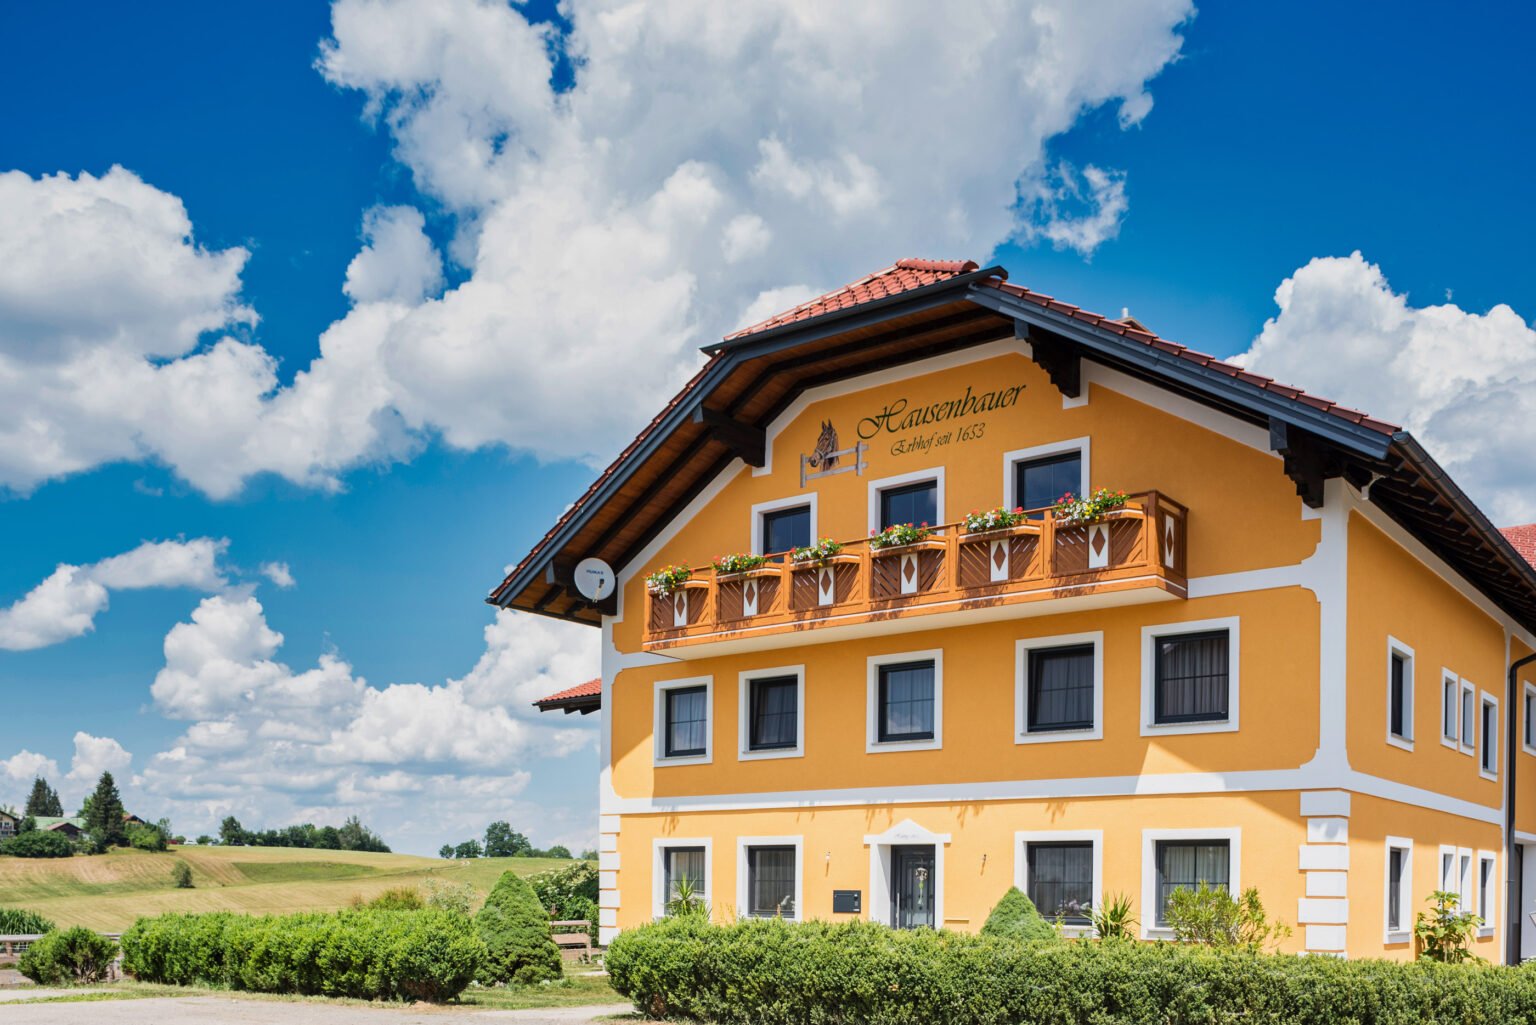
top-left (1479, 692), bottom-right (1499, 781)
top-left (866, 649), bottom-right (944, 753)
top-left (867, 467), bottom-right (945, 534)
top-left (1002, 437), bottom-right (1090, 511)
top-left (1140, 827), bottom-right (1241, 940)
top-left (1460, 678), bottom-right (1477, 755)
top-left (1441, 670), bottom-right (1460, 749)
top-left (738, 666), bottom-right (805, 761)
top-left (1015, 829), bottom-right (1103, 937)
top-left (736, 835), bottom-right (803, 922)
top-left (1140, 617), bottom-right (1241, 736)
top-left (1015, 631), bottom-right (1104, 744)
top-left (1383, 836), bottom-right (1413, 945)
top-left (1477, 850), bottom-right (1498, 937)
top-left (1385, 637), bottom-right (1414, 751)
top-left (653, 675), bottom-right (713, 767)
top-left (750, 494), bottom-right (818, 556)
top-left (1442, 847), bottom-right (1474, 912)
top-left (1524, 680), bottom-right (1536, 757)
top-left (652, 837), bottom-right (712, 920)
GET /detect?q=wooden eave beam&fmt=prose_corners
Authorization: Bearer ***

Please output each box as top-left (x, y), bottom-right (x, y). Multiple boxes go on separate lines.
top-left (1016, 321), bottom-right (1081, 398)
top-left (1269, 418), bottom-right (1345, 509)
top-left (691, 406), bottom-right (765, 467)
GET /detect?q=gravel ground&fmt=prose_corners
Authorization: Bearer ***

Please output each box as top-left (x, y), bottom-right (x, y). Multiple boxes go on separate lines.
top-left (0, 995), bottom-right (633, 1023)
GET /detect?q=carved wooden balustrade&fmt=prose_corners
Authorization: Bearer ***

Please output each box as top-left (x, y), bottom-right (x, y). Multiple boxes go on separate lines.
top-left (644, 492), bottom-right (1187, 650)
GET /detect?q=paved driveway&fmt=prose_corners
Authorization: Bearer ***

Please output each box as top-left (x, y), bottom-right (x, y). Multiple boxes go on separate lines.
top-left (0, 995), bottom-right (633, 1024)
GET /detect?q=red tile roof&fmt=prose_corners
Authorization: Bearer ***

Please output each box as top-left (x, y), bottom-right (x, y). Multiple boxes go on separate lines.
top-left (979, 279), bottom-right (1402, 437)
top-left (535, 678), bottom-right (601, 706)
top-left (1502, 525), bottom-right (1536, 567)
top-left (724, 258), bottom-right (981, 340)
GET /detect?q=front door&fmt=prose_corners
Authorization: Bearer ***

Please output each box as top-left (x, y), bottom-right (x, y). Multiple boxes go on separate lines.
top-left (891, 844), bottom-right (936, 929)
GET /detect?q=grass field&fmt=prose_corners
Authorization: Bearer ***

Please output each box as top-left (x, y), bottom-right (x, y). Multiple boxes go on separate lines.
top-left (0, 845), bottom-right (578, 931)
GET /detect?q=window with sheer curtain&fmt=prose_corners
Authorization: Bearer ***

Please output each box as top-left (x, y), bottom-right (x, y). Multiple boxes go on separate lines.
top-left (1154, 839), bottom-right (1230, 925)
top-left (1026, 841), bottom-right (1093, 923)
top-left (745, 845), bottom-right (797, 918)
top-left (1027, 644), bottom-right (1094, 732)
top-left (748, 676), bottom-right (798, 751)
top-left (878, 661), bottom-right (934, 742)
top-left (663, 846), bottom-right (706, 904)
top-left (1154, 630), bottom-right (1229, 724)
top-left (665, 686), bottom-right (708, 757)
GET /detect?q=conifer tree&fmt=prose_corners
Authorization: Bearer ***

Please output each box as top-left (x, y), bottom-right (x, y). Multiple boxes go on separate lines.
top-left (83, 772), bottom-right (127, 848)
top-left (24, 777), bottom-right (62, 818)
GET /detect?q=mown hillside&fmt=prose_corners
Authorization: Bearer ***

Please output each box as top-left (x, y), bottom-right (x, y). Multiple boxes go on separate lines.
top-left (0, 845), bottom-right (577, 931)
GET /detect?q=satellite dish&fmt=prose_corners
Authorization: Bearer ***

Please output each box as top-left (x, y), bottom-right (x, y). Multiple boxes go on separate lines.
top-left (573, 558), bottom-right (616, 602)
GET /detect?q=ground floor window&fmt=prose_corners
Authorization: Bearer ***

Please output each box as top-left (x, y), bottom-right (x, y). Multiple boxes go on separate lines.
top-left (1154, 839), bottom-right (1230, 926)
top-left (1384, 837), bottom-right (1412, 940)
top-left (745, 845), bottom-right (797, 919)
top-left (1025, 841), bottom-right (1093, 923)
top-left (662, 845), bottom-right (707, 908)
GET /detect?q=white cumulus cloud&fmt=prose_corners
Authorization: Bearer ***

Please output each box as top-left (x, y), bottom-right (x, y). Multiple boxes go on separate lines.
top-left (1237, 252), bottom-right (1536, 524)
top-left (66, 732), bottom-right (132, 785)
top-left (1, 750), bottom-right (60, 786)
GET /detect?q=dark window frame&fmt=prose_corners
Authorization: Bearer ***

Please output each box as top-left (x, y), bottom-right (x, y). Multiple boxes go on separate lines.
top-left (1013, 450), bottom-right (1083, 516)
top-left (1154, 838), bottom-right (1231, 927)
top-left (876, 660), bottom-right (936, 744)
top-left (745, 844), bottom-right (798, 919)
top-left (1389, 651), bottom-right (1409, 740)
top-left (662, 845), bottom-right (707, 906)
top-left (746, 674), bottom-right (800, 752)
top-left (1153, 629), bottom-right (1231, 725)
top-left (1026, 643), bottom-right (1096, 733)
top-left (1481, 697), bottom-right (1497, 774)
top-left (663, 684), bottom-right (709, 759)
top-left (1025, 840), bottom-right (1094, 924)
top-left (878, 479), bottom-right (938, 531)
top-left (761, 504), bottom-right (812, 557)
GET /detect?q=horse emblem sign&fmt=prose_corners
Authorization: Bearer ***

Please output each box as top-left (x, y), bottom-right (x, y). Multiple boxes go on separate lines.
top-left (801, 420), bottom-right (869, 487)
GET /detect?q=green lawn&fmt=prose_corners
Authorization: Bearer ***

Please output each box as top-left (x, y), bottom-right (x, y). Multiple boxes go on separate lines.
top-left (0, 845), bottom-right (580, 931)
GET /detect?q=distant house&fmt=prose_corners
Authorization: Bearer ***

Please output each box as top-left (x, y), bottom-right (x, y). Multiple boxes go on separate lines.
top-left (123, 813), bottom-right (147, 828)
top-left (34, 817), bottom-right (84, 840)
top-left (0, 809), bottom-right (17, 838)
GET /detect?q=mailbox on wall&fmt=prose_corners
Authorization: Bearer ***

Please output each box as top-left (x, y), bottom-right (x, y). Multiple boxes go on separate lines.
top-left (832, 889), bottom-right (862, 914)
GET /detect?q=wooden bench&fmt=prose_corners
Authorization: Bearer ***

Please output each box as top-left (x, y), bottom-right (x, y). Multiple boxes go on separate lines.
top-left (550, 920), bottom-right (593, 962)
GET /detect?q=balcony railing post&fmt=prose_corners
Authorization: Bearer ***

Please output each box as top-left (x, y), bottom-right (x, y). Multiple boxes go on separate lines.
top-left (1041, 510), bottom-right (1057, 580)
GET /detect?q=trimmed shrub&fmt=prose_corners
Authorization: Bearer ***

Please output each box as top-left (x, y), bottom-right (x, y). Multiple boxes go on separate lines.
top-left (0, 907), bottom-right (56, 933)
top-left (128, 825), bottom-right (168, 852)
top-left (979, 886), bottom-right (1058, 943)
top-left (0, 830), bottom-right (74, 858)
top-left (357, 886), bottom-right (425, 911)
top-left (606, 916), bottom-right (1536, 1024)
top-left (18, 927), bottom-right (117, 986)
top-left (475, 871), bottom-right (563, 985)
top-left (120, 908), bottom-right (486, 1001)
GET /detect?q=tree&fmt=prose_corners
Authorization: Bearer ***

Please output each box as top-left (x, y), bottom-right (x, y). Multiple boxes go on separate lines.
top-left (83, 772), bottom-right (127, 849)
top-left (24, 777), bottom-right (62, 818)
top-left (171, 861), bottom-right (194, 888)
top-left (454, 839), bottom-right (483, 859)
top-left (545, 845), bottom-right (572, 860)
top-left (219, 816), bottom-right (247, 846)
top-left (979, 886), bottom-right (1059, 943)
top-left (439, 844), bottom-right (455, 859)
top-left (195, 835), bottom-right (213, 845)
top-left (484, 821), bottom-right (531, 858)
top-left (475, 871), bottom-right (563, 984)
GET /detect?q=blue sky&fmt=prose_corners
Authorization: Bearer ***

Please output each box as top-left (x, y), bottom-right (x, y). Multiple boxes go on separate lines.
top-left (1, 2), bottom-right (1532, 854)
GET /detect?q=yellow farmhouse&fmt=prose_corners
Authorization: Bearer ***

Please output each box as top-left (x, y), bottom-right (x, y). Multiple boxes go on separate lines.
top-left (495, 258), bottom-right (1536, 962)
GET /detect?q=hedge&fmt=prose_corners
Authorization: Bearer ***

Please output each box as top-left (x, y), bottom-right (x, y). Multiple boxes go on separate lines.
top-left (0, 830), bottom-right (75, 858)
top-left (605, 916), bottom-right (1536, 1024)
top-left (120, 908), bottom-right (486, 1002)
top-left (18, 926), bottom-right (117, 986)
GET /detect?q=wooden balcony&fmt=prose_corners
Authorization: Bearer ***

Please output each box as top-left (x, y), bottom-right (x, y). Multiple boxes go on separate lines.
top-left (643, 491), bottom-right (1188, 654)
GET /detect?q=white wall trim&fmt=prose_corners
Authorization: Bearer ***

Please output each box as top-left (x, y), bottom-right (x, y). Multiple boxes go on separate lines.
top-left (1002, 436), bottom-right (1090, 511)
top-left (1014, 829), bottom-right (1103, 936)
top-left (735, 835), bottom-right (803, 922)
top-left (653, 675), bottom-right (713, 767)
top-left (1140, 826), bottom-right (1241, 940)
top-left (867, 466), bottom-right (945, 534)
top-left (750, 493), bottom-right (818, 556)
top-left (1015, 631), bottom-right (1104, 744)
top-left (1385, 636), bottom-right (1415, 752)
top-left (652, 837), bottom-right (712, 921)
top-left (1383, 835), bottom-right (1413, 945)
top-left (738, 665), bottom-right (806, 761)
top-left (866, 649), bottom-right (944, 753)
top-left (864, 818), bottom-right (950, 928)
top-left (1140, 616), bottom-right (1241, 736)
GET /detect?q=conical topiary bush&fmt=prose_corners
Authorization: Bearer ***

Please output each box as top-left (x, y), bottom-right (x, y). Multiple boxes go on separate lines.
top-left (474, 870), bottom-right (564, 985)
top-left (979, 886), bottom-right (1059, 943)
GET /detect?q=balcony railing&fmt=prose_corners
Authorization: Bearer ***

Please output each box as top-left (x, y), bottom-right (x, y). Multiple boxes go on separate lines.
top-left (643, 491), bottom-right (1187, 650)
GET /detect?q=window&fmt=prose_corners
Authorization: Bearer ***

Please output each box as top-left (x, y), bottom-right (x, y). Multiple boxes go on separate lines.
top-left (744, 844), bottom-right (798, 919)
top-left (1027, 645), bottom-right (1095, 733)
top-left (1459, 851), bottom-right (1472, 912)
top-left (879, 480), bottom-right (937, 530)
top-left (1015, 451), bottom-right (1082, 514)
top-left (654, 677), bottom-right (712, 765)
top-left (1443, 674), bottom-right (1459, 744)
top-left (1154, 630), bottom-right (1230, 724)
top-left (1153, 839), bottom-right (1230, 926)
top-left (1480, 694), bottom-right (1499, 778)
top-left (762, 505), bottom-right (811, 556)
top-left (867, 650), bottom-right (943, 752)
top-left (1525, 681), bottom-right (1536, 755)
top-left (1478, 851), bottom-right (1497, 935)
top-left (1384, 837), bottom-right (1412, 941)
top-left (1440, 849), bottom-right (1455, 892)
top-left (661, 845), bottom-right (707, 910)
top-left (1026, 842), bottom-right (1094, 923)
top-left (743, 672), bottom-right (800, 755)
top-left (878, 661), bottom-right (935, 742)
top-left (1461, 680), bottom-right (1476, 752)
top-left (1387, 640), bottom-right (1413, 747)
